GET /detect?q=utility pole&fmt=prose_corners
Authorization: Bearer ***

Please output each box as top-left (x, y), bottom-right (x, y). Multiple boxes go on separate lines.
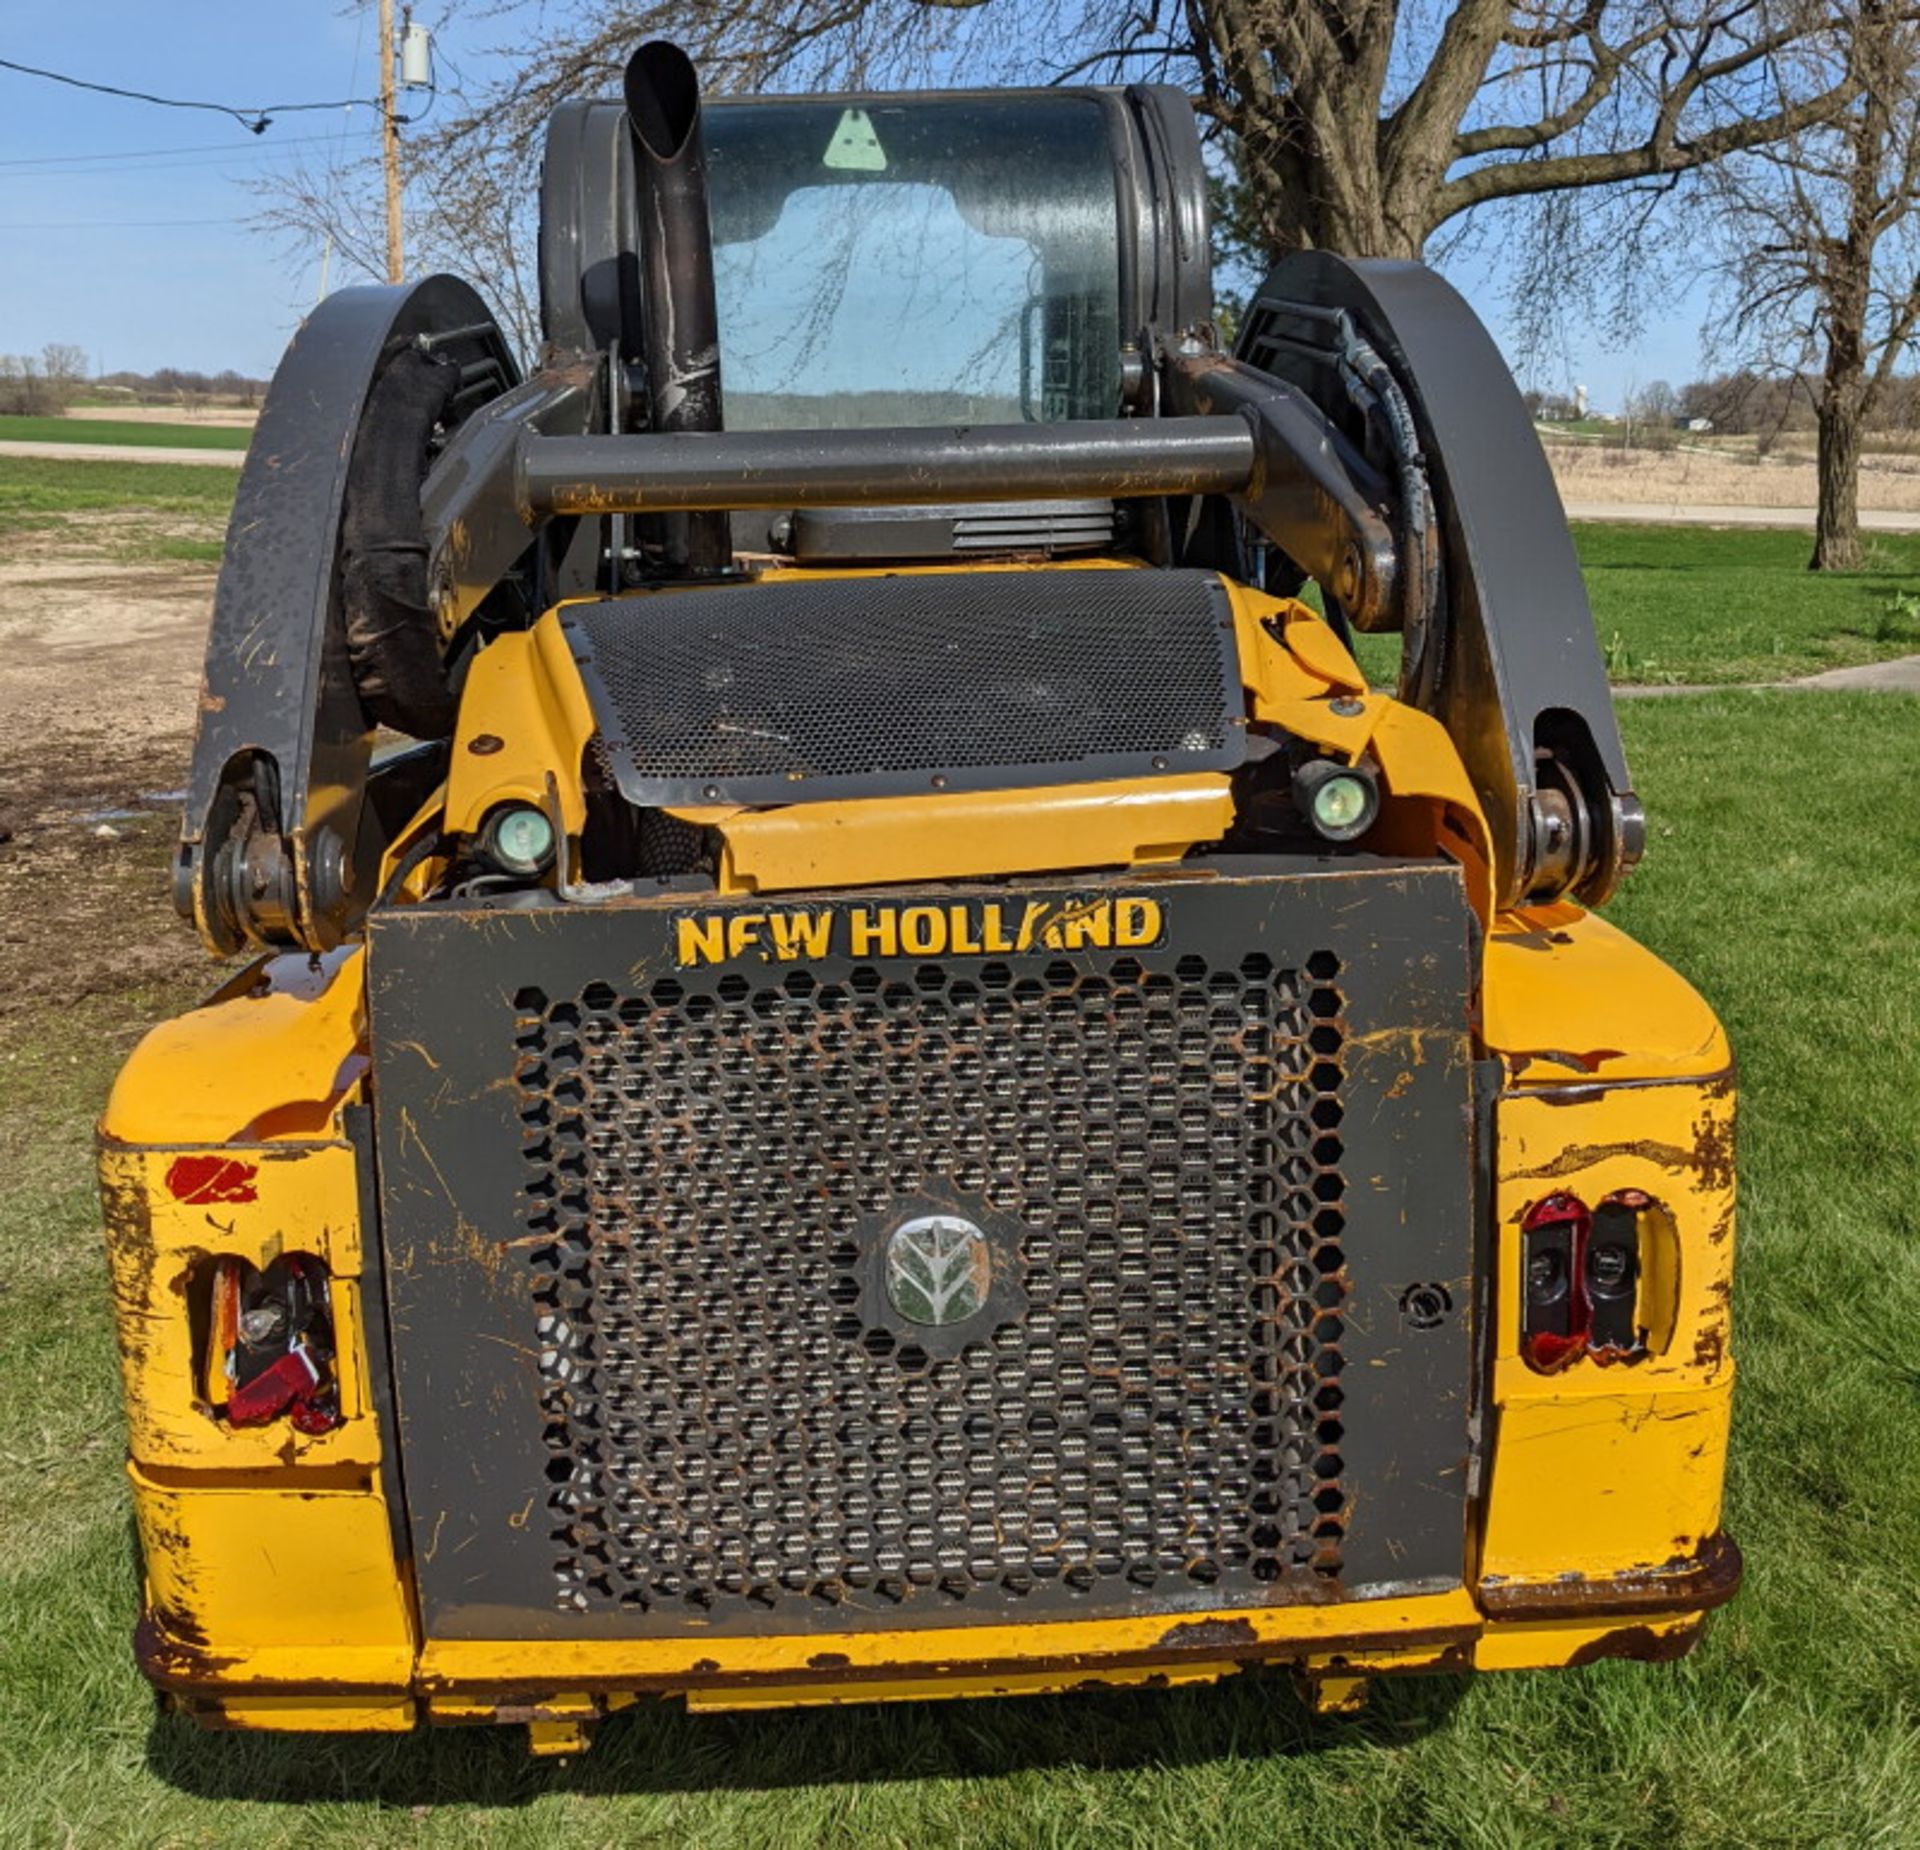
top-left (379, 0), bottom-right (403, 282)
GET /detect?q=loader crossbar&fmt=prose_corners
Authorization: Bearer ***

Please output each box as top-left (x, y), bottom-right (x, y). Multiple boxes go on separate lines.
top-left (516, 418), bottom-right (1256, 517)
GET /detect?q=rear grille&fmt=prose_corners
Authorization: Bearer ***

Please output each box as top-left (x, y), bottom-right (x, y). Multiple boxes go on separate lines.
top-left (514, 948), bottom-right (1351, 1629)
top-left (561, 567), bottom-right (1247, 807)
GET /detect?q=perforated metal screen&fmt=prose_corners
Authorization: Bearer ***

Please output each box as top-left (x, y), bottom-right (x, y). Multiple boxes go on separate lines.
top-left (561, 567), bottom-right (1247, 806)
top-left (517, 951), bottom-right (1349, 1622)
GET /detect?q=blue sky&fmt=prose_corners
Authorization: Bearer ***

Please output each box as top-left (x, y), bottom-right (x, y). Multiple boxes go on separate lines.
top-left (0, 3), bottom-right (1712, 403)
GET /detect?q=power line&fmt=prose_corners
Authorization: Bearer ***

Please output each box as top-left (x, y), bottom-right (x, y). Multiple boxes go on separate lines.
top-left (0, 215), bottom-right (237, 229)
top-left (0, 133), bottom-right (345, 171)
top-left (0, 148), bottom-right (349, 180)
top-left (0, 54), bottom-right (411, 135)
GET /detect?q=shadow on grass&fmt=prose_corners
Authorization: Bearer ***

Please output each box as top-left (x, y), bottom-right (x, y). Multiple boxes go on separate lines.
top-left (146, 1667), bottom-right (1468, 1806)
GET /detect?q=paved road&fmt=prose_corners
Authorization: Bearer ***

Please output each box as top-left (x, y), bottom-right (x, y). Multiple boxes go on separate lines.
top-left (0, 439), bottom-right (245, 468)
top-left (1792, 655), bottom-right (1920, 690)
top-left (1562, 499), bottom-right (1920, 531)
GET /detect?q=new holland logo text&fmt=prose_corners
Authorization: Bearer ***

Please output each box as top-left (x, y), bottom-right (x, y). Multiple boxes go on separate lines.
top-left (673, 895), bottom-right (1166, 967)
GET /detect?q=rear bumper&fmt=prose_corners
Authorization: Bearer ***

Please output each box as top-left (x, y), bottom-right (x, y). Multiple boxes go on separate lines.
top-left (138, 1531), bottom-right (1740, 1726)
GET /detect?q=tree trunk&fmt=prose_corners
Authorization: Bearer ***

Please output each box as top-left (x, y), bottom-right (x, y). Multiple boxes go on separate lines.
top-left (1812, 368), bottom-right (1866, 572)
top-left (1809, 50), bottom-right (1889, 576)
top-left (1232, 118), bottom-right (1427, 260)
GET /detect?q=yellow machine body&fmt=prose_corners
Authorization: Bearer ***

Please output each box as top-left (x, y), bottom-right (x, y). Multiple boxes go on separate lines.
top-left (100, 570), bottom-right (1736, 1745)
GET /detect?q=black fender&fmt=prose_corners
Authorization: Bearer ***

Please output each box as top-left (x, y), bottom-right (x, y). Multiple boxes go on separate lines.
top-left (1236, 254), bottom-right (1641, 908)
top-left (178, 276), bottom-right (519, 954)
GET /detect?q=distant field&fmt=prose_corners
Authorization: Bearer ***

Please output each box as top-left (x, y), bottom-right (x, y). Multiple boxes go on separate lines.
top-left (0, 415), bottom-right (251, 451)
top-left (0, 455), bottom-right (235, 564)
top-left (1548, 433), bottom-right (1920, 511)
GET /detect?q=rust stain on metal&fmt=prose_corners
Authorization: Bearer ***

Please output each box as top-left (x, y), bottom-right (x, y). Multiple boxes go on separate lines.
top-left (98, 1164), bottom-right (159, 1321)
top-left (1155, 1616), bottom-right (1259, 1650)
top-left (1690, 1105), bottom-right (1735, 1193)
top-left (1504, 1047), bottom-right (1621, 1081)
top-left (1510, 1137), bottom-right (1699, 1182)
top-left (1478, 1532), bottom-right (1741, 1621)
top-left (807, 1652), bottom-right (851, 1671)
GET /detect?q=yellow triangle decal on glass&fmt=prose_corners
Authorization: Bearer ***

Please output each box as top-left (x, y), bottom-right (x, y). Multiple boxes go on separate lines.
top-left (823, 106), bottom-right (887, 171)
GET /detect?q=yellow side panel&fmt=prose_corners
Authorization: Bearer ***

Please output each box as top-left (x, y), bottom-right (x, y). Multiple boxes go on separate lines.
top-left (1481, 1383), bottom-right (1733, 1581)
top-left (442, 615), bottom-right (597, 838)
top-left (134, 1473), bottom-right (416, 1686)
top-left (1484, 904), bottom-right (1731, 1085)
top-left (1480, 1078), bottom-right (1736, 1583)
top-left (100, 949), bottom-right (366, 1147)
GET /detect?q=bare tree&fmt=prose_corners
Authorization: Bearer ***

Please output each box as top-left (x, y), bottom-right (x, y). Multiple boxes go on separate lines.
top-left (257, 0), bottom-right (1864, 362)
top-left (0, 345), bottom-right (89, 416)
top-left (1712, 0), bottom-right (1920, 567)
top-left (252, 130), bottom-right (544, 356)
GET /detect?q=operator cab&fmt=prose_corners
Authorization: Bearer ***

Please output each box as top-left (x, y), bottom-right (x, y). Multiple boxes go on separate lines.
top-left (540, 81), bottom-right (1209, 563)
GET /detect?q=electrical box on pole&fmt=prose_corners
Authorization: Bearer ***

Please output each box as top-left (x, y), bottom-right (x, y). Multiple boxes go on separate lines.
top-left (401, 22), bottom-right (432, 89)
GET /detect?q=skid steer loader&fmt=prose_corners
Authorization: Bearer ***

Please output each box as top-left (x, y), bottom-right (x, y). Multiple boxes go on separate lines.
top-left (99, 42), bottom-right (1738, 1750)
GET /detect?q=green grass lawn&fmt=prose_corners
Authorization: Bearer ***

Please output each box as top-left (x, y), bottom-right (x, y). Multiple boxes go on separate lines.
top-left (0, 455), bottom-right (236, 561)
top-left (0, 414), bottom-right (251, 451)
top-left (1, 693), bottom-right (1916, 1846)
top-left (1351, 521), bottom-right (1920, 688)
top-left (1577, 523), bottom-right (1920, 684)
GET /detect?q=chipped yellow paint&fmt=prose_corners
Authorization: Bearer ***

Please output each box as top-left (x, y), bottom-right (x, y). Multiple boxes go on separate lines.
top-left (99, 1141), bottom-right (380, 1473)
top-left (1479, 915), bottom-right (1736, 1589)
top-left (134, 1470), bottom-right (417, 1681)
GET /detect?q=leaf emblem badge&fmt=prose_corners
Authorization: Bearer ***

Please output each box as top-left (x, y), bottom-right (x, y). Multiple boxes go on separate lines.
top-left (884, 1214), bottom-right (992, 1327)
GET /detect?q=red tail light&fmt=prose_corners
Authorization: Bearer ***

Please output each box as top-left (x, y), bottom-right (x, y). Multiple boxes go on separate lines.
top-left (1522, 1190), bottom-right (1656, 1372)
top-left (1521, 1193), bottom-right (1589, 1373)
top-left (203, 1252), bottom-right (343, 1433)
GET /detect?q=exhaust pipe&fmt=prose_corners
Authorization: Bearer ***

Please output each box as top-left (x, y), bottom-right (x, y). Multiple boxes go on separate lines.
top-left (624, 39), bottom-right (730, 574)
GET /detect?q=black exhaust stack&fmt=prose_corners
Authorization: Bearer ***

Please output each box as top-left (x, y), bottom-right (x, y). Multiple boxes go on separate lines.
top-left (624, 40), bottom-right (730, 575)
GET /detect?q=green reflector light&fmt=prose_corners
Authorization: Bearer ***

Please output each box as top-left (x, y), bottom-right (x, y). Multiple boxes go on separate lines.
top-left (1312, 774), bottom-right (1371, 834)
top-left (487, 804), bottom-right (555, 875)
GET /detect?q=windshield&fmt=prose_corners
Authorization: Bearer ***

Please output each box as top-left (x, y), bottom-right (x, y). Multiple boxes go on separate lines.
top-left (705, 96), bottom-right (1123, 430)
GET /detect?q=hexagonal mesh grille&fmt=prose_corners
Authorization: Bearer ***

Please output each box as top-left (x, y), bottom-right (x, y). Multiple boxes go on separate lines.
top-left (513, 951), bottom-right (1349, 1628)
top-left (562, 568), bottom-right (1247, 807)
